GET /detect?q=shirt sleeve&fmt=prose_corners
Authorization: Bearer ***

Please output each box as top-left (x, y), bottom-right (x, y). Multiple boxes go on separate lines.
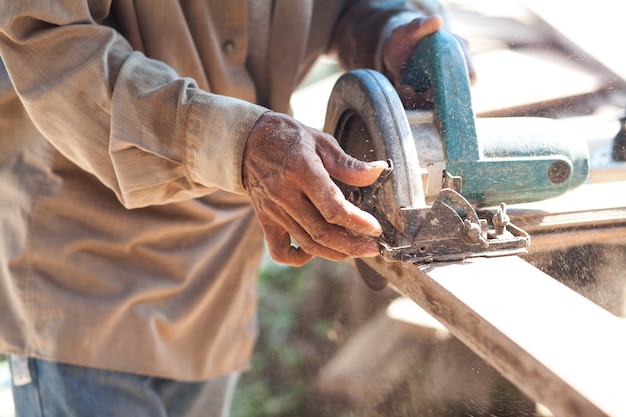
top-left (0, 1), bottom-right (267, 209)
top-left (329, 0), bottom-right (444, 72)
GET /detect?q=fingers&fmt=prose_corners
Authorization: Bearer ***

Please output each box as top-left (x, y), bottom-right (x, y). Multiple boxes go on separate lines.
top-left (257, 194), bottom-right (380, 267)
top-left (272, 163), bottom-right (382, 249)
top-left (260, 220), bottom-right (313, 267)
top-left (251, 120), bottom-right (386, 238)
top-left (286, 137), bottom-right (384, 237)
top-left (404, 15), bottom-right (444, 44)
top-left (316, 136), bottom-right (388, 186)
top-left (383, 15), bottom-right (477, 104)
top-left (383, 15), bottom-right (444, 85)
top-left (288, 182), bottom-right (381, 241)
top-left (242, 112), bottom-right (383, 266)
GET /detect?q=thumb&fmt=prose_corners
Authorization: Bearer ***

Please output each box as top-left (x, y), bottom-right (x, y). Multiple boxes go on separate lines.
top-left (346, 159), bottom-right (389, 186)
top-left (319, 139), bottom-right (388, 186)
top-left (415, 15), bottom-right (444, 39)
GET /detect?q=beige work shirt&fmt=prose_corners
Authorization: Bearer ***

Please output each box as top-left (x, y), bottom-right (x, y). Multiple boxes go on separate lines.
top-left (0, 0), bottom-right (430, 381)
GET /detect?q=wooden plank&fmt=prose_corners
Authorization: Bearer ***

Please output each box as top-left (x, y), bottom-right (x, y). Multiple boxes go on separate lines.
top-left (508, 181), bottom-right (626, 252)
top-left (361, 255), bottom-right (626, 417)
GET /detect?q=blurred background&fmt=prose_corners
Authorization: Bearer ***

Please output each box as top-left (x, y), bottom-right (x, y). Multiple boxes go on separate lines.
top-left (1, 1), bottom-right (625, 416)
top-left (234, 1), bottom-right (626, 416)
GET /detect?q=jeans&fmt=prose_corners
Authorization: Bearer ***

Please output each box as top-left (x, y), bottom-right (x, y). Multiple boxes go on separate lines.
top-left (9, 355), bottom-right (239, 417)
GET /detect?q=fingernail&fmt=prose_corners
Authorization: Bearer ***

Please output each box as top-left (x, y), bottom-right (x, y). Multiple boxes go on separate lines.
top-left (358, 240), bottom-right (380, 257)
top-left (369, 160), bottom-right (389, 171)
top-left (368, 225), bottom-right (382, 237)
top-left (361, 216), bottom-right (382, 237)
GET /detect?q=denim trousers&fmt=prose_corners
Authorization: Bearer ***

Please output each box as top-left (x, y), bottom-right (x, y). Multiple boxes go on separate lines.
top-left (9, 355), bottom-right (239, 417)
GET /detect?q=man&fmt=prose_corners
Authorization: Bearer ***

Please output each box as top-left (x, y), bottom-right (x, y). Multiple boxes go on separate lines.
top-left (0, 1), bottom-right (473, 415)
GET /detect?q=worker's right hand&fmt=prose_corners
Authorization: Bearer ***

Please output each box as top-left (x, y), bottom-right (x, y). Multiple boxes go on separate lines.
top-left (382, 15), bottom-right (476, 108)
top-left (242, 111), bottom-right (388, 267)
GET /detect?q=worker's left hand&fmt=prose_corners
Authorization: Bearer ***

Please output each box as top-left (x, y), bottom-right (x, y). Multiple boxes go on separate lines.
top-left (382, 15), bottom-right (476, 108)
top-left (242, 111), bottom-right (388, 267)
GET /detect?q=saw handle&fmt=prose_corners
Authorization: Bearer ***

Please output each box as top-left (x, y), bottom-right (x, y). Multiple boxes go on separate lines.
top-left (400, 31), bottom-right (586, 207)
top-left (400, 30), bottom-right (478, 162)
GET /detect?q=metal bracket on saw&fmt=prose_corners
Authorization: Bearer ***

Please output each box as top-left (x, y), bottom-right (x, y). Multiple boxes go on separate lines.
top-left (355, 160), bottom-right (529, 263)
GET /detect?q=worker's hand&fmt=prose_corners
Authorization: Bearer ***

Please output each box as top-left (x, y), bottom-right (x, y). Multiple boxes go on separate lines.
top-left (382, 15), bottom-right (477, 108)
top-left (242, 111), bottom-right (387, 267)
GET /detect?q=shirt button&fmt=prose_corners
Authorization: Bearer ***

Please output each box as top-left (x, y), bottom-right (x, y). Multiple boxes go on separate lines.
top-left (223, 40), bottom-right (236, 54)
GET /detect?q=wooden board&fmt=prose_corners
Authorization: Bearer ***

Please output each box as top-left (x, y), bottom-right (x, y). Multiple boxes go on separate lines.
top-left (361, 255), bottom-right (626, 417)
top-left (508, 181), bottom-right (626, 252)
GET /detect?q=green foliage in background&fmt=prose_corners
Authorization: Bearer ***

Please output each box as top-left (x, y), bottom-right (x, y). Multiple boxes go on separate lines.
top-left (231, 257), bottom-right (351, 417)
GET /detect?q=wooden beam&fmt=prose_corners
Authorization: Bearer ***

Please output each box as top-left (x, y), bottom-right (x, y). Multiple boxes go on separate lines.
top-left (508, 181), bottom-right (626, 252)
top-left (361, 255), bottom-right (626, 417)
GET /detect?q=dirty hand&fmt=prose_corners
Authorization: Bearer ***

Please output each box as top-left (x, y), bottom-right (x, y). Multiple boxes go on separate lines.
top-left (242, 111), bottom-right (388, 267)
top-left (382, 15), bottom-right (477, 108)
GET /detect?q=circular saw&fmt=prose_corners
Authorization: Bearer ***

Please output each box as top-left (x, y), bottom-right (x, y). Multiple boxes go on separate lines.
top-left (324, 31), bottom-right (588, 288)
